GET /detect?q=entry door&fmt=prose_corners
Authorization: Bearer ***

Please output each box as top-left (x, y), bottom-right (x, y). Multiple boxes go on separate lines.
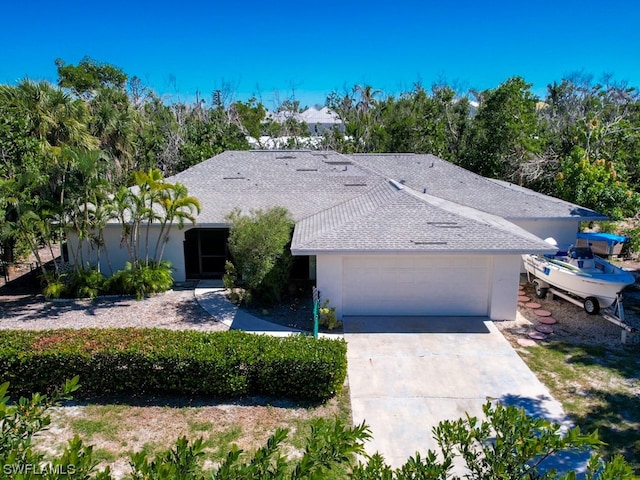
top-left (184, 229), bottom-right (229, 279)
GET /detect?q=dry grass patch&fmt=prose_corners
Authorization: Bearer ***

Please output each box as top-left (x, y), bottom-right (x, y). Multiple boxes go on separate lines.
top-left (35, 389), bottom-right (351, 479)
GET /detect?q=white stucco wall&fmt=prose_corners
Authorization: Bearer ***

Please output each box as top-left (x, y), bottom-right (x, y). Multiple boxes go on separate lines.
top-left (488, 255), bottom-right (523, 321)
top-left (316, 255), bottom-right (344, 317)
top-left (512, 219), bottom-right (581, 252)
top-left (67, 225), bottom-right (188, 282)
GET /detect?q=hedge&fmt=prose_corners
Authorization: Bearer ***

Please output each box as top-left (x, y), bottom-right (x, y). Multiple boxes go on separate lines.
top-left (0, 329), bottom-right (347, 402)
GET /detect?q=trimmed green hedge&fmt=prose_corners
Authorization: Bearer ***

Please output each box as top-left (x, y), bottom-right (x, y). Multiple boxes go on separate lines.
top-left (0, 329), bottom-right (347, 401)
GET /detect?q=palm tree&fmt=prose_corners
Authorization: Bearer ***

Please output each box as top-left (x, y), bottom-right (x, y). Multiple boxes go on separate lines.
top-left (353, 84), bottom-right (382, 116)
top-left (0, 80), bottom-right (98, 152)
top-left (90, 88), bottom-right (136, 178)
top-left (153, 182), bottom-right (200, 266)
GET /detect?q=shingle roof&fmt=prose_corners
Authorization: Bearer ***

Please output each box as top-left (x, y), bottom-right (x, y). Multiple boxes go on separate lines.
top-left (166, 150), bottom-right (602, 254)
top-left (347, 153), bottom-right (607, 220)
top-left (291, 181), bottom-right (556, 254)
top-left (167, 150), bottom-right (381, 223)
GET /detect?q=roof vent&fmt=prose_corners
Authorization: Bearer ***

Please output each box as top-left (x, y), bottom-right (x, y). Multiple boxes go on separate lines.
top-left (276, 155), bottom-right (296, 159)
top-left (344, 183), bottom-right (367, 187)
top-left (400, 179), bottom-right (406, 184)
top-left (296, 168), bottom-right (318, 172)
top-left (427, 222), bottom-right (462, 229)
top-left (423, 188), bottom-right (427, 193)
top-left (412, 241), bottom-right (447, 245)
top-left (324, 160), bottom-right (353, 166)
top-left (223, 176), bottom-right (246, 180)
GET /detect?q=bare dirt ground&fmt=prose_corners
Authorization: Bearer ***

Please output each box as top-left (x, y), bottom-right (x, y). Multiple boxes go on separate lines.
top-left (496, 258), bottom-right (640, 350)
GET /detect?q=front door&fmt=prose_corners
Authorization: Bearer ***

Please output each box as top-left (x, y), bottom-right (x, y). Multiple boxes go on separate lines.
top-left (183, 228), bottom-right (229, 279)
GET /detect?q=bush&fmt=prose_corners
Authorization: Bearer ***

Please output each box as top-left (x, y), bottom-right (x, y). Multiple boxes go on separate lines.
top-left (42, 274), bottom-right (68, 299)
top-left (105, 261), bottom-right (173, 299)
top-left (222, 260), bottom-right (237, 290)
top-left (0, 329), bottom-right (347, 401)
top-left (319, 299), bottom-right (341, 330)
top-left (226, 207), bottom-right (294, 301)
top-left (68, 268), bottom-right (107, 299)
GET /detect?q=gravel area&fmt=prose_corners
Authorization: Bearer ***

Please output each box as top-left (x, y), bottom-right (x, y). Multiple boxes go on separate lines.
top-left (496, 272), bottom-right (640, 350)
top-left (0, 287), bottom-right (228, 332)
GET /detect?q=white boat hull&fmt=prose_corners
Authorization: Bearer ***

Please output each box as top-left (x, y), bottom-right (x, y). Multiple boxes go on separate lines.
top-left (523, 253), bottom-right (635, 310)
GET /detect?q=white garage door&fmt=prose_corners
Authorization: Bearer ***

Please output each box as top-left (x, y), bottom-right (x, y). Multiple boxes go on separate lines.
top-left (342, 255), bottom-right (491, 316)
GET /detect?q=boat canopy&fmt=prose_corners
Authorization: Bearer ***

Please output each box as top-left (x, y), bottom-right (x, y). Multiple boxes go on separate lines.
top-left (577, 232), bottom-right (627, 246)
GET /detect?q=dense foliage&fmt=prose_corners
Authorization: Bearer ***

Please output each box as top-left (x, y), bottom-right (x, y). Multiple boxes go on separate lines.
top-left (2, 58), bottom-right (640, 271)
top-left (225, 206), bottom-right (294, 303)
top-left (0, 329), bottom-right (347, 401)
top-left (1, 379), bottom-right (634, 479)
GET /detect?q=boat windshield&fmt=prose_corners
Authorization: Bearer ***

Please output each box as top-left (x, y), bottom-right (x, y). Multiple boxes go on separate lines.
top-left (568, 247), bottom-right (594, 259)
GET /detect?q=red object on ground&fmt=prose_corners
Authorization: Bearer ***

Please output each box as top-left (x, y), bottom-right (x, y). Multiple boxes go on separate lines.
top-left (539, 316), bottom-right (558, 325)
top-left (517, 338), bottom-right (539, 347)
top-left (525, 302), bottom-right (542, 309)
top-left (533, 309), bottom-right (552, 317)
top-left (518, 295), bottom-right (530, 302)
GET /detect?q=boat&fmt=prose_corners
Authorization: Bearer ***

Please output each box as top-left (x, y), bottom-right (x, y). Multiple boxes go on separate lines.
top-left (575, 231), bottom-right (627, 257)
top-left (523, 244), bottom-right (635, 315)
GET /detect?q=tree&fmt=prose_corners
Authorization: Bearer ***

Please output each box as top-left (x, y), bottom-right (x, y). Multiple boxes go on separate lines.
top-left (56, 56), bottom-right (128, 98)
top-left (225, 207), bottom-right (294, 302)
top-left (460, 76), bottom-right (544, 182)
top-left (556, 146), bottom-right (640, 219)
top-left (113, 169), bottom-right (200, 268)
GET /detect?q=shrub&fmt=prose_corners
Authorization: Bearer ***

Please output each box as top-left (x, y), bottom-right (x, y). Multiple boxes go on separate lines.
top-left (222, 260), bottom-right (237, 290)
top-left (226, 207), bottom-right (294, 301)
top-left (42, 274), bottom-right (68, 299)
top-left (319, 299), bottom-right (341, 330)
top-left (67, 268), bottom-right (107, 299)
top-left (105, 261), bottom-right (173, 299)
top-left (0, 329), bottom-right (347, 401)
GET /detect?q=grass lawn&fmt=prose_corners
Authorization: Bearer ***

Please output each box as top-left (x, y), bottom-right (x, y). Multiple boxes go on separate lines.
top-left (36, 388), bottom-right (353, 479)
top-left (517, 341), bottom-right (640, 472)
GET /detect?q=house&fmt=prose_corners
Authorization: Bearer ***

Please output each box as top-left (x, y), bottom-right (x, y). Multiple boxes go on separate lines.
top-left (85, 150), bottom-right (607, 321)
top-left (265, 107), bottom-right (343, 135)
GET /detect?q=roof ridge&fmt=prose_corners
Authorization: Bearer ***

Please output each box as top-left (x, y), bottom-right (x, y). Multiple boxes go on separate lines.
top-left (292, 181), bottom-right (398, 247)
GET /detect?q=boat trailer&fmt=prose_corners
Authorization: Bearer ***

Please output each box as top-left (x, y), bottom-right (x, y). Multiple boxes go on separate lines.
top-left (526, 272), bottom-right (638, 344)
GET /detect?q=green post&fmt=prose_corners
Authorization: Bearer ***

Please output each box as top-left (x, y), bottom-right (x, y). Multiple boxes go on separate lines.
top-left (312, 287), bottom-right (319, 339)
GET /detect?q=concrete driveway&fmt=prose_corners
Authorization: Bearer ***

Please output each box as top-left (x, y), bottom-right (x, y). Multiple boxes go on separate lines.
top-left (344, 316), bottom-right (577, 469)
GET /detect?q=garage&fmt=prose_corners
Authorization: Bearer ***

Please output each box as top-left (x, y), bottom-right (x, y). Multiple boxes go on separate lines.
top-left (342, 255), bottom-right (491, 316)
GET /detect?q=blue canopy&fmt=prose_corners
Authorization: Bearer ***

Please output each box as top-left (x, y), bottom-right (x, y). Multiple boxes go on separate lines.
top-left (577, 231), bottom-right (627, 246)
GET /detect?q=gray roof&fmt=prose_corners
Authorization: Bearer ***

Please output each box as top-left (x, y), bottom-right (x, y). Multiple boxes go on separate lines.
top-left (346, 154), bottom-right (607, 220)
top-left (292, 181), bottom-right (556, 254)
top-left (168, 150), bottom-right (381, 224)
top-left (166, 150), bottom-right (603, 254)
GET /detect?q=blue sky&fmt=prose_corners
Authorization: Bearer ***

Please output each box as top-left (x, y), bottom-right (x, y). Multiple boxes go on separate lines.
top-left (2, 0), bottom-right (639, 108)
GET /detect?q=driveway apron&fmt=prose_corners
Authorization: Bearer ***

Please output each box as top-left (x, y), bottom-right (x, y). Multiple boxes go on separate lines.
top-left (344, 316), bottom-right (578, 469)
